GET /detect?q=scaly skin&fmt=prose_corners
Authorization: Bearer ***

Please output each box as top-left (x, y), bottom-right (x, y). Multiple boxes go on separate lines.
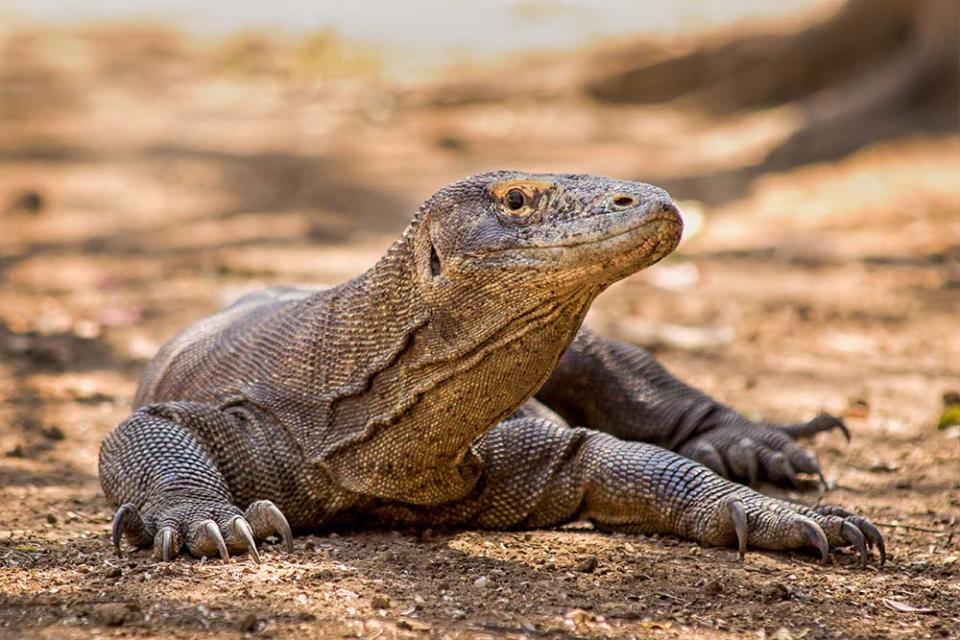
top-left (99, 171), bottom-right (883, 565)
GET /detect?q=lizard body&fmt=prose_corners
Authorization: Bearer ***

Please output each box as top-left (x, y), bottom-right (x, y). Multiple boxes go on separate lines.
top-left (100, 171), bottom-right (882, 565)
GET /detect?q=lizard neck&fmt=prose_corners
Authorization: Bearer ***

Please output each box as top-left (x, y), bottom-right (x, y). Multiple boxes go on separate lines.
top-left (322, 219), bottom-right (599, 415)
top-left (306, 220), bottom-right (601, 504)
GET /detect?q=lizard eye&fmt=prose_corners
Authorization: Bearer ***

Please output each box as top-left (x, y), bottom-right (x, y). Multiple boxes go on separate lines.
top-left (505, 189), bottom-right (526, 212)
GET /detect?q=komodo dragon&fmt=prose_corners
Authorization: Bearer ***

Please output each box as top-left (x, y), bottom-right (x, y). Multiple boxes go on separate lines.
top-left (100, 171), bottom-right (884, 566)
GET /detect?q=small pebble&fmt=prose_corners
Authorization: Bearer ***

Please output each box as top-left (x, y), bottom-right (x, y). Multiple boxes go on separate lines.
top-left (761, 582), bottom-right (791, 602)
top-left (397, 618), bottom-right (431, 632)
top-left (8, 189), bottom-right (45, 215)
top-left (42, 426), bottom-right (65, 441)
top-left (92, 603), bottom-right (138, 626)
top-left (473, 576), bottom-right (489, 588)
top-left (703, 579), bottom-right (722, 595)
top-left (577, 556), bottom-right (598, 573)
top-left (236, 612), bottom-right (258, 632)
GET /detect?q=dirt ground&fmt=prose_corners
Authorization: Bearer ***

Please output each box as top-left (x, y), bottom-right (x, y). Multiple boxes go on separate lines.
top-left (1, 24), bottom-right (958, 640)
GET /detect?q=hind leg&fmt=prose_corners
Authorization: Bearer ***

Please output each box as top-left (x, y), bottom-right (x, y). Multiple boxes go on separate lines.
top-left (373, 417), bottom-right (883, 566)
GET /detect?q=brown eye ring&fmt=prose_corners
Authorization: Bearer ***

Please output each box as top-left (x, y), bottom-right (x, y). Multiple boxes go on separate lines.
top-left (505, 188), bottom-right (526, 211)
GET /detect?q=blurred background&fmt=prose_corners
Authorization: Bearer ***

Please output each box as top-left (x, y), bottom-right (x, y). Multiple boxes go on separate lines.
top-left (0, 1), bottom-right (958, 637)
top-left (2, 0), bottom-right (957, 332)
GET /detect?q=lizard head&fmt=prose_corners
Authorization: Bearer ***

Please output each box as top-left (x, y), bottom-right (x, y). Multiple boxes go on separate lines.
top-left (413, 171), bottom-right (683, 293)
top-left (324, 172), bottom-right (683, 498)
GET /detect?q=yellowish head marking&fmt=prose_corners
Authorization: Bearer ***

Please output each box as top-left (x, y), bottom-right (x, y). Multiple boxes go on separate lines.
top-left (489, 178), bottom-right (554, 200)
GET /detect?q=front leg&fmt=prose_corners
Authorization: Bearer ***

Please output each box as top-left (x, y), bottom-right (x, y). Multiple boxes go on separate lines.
top-left (99, 401), bottom-right (294, 561)
top-left (536, 327), bottom-right (848, 486)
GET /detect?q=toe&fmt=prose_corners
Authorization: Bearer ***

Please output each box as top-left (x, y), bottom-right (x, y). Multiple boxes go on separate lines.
top-left (724, 496), bottom-right (748, 559)
top-left (111, 503), bottom-right (153, 554)
top-left (779, 413), bottom-right (850, 442)
top-left (686, 441), bottom-right (729, 477)
top-left (787, 447), bottom-right (822, 478)
top-left (747, 425), bottom-right (822, 486)
top-left (228, 517), bottom-right (261, 563)
top-left (244, 500), bottom-right (294, 552)
top-left (851, 516), bottom-right (885, 565)
top-left (154, 526), bottom-right (181, 562)
top-left (186, 519), bottom-right (231, 560)
top-left (726, 437), bottom-right (759, 485)
top-left (762, 451), bottom-right (798, 487)
top-left (841, 521), bottom-right (868, 567)
top-left (791, 516), bottom-right (830, 563)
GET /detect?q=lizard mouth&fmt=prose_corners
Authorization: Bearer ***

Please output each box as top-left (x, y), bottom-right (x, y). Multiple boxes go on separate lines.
top-left (544, 208), bottom-right (682, 251)
top-left (474, 202), bottom-right (684, 274)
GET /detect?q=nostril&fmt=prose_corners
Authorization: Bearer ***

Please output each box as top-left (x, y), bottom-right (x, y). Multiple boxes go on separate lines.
top-left (612, 195), bottom-right (636, 208)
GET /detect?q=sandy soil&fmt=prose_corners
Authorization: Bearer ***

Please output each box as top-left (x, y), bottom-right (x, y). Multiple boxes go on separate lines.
top-left (1, 26), bottom-right (958, 640)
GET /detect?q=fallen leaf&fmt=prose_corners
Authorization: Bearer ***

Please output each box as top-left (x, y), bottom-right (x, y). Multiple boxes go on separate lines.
top-left (936, 403), bottom-right (960, 431)
top-left (855, 462), bottom-right (900, 473)
top-left (641, 620), bottom-right (669, 630)
top-left (881, 598), bottom-right (936, 615)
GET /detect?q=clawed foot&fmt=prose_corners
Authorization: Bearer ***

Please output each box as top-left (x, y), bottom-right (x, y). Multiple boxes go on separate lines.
top-left (699, 492), bottom-right (885, 567)
top-left (111, 499), bottom-right (293, 563)
top-left (679, 413), bottom-right (849, 487)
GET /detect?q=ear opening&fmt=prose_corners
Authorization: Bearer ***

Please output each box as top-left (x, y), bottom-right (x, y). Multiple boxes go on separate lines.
top-left (429, 241), bottom-right (442, 278)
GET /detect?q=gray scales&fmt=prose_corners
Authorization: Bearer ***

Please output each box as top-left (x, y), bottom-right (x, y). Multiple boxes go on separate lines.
top-left (99, 171), bottom-right (884, 566)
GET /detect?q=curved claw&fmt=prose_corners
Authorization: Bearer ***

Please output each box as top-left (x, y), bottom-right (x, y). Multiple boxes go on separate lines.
top-left (263, 503), bottom-right (294, 552)
top-left (203, 520), bottom-right (230, 561)
top-left (852, 517), bottom-right (886, 566)
top-left (159, 527), bottom-right (176, 562)
top-left (111, 503), bottom-right (137, 556)
top-left (841, 521), bottom-right (868, 567)
top-left (232, 517), bottom-right (260, 564)
top-left (780, 413), bottom-right (850, 442)
top-left (725, 497), bottom-right (748, 560)
top-left (244, 500), bottom-right (294, 553)
top-left (794, 517), bottom-right (830, 564)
